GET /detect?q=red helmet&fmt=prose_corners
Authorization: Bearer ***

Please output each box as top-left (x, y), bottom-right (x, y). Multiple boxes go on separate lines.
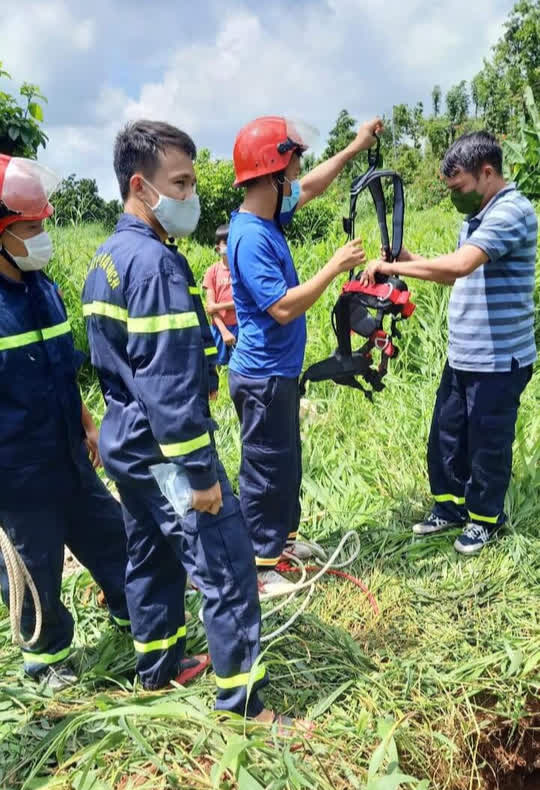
top-left (0, 155), bottom-right (60, 234)
top-left (232, 116), bottom-right (318, 186)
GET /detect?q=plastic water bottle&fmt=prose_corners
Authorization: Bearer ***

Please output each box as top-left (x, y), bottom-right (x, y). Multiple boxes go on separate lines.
top-left (149, 463), bottom-right (193, 518)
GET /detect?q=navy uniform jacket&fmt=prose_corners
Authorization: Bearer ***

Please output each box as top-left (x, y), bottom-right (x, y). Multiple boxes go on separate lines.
top-left (82, 214), bottom-right (219, 490)
top-left (0, 258), bottom-right (84, 506)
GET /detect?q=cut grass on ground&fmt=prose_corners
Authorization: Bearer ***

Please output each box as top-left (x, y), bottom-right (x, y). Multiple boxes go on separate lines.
top-left (1, 206), bottom-right (539, 789)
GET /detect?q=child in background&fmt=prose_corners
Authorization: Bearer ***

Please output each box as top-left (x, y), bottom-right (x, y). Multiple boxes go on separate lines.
top-left (203, 225), bottom-right (238, 366)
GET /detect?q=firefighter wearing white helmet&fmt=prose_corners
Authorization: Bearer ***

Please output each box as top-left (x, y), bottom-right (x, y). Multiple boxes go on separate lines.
top-left (0, 155), bottom-right (129, 691)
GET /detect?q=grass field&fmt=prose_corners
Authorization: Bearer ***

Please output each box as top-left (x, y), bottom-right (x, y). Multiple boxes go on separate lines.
top-left (1, 204), bottom-right (539, 790)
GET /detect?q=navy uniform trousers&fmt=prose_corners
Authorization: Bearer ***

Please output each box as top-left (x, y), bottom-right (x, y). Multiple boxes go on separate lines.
top-left (0, 441), bottom-right (130, 676)
top-left (428, 360), bottom-right (532, 527)
top-left (229, 372), bottom-right (302, 569)
top-left (117, 460), bottom-right (267, 716)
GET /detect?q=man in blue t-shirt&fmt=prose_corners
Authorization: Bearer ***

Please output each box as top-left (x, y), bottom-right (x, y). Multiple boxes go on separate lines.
top-left (361, 131), bottom-right (537, 555)
top-left (228, 115), bottom-right (382, 595)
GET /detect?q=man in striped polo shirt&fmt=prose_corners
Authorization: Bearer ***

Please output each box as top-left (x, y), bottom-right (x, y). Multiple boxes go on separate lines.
top-left (361, 131), bottom-right (537, 554)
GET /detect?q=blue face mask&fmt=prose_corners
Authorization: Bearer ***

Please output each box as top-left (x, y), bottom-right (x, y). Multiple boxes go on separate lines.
top-left (280, 179), bottom-right (301, 225)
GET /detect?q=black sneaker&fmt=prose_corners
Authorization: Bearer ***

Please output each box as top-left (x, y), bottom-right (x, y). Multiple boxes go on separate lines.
top-left (36, 661), bottom-right (78, 692)
top-left (412, 512), bottom-right (465, 535)
top-left (454, 523), bottom-right (498, 555)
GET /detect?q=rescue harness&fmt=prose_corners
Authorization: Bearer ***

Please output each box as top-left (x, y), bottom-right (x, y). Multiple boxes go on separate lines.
top-left (300, 137), bottom-right (416, 400)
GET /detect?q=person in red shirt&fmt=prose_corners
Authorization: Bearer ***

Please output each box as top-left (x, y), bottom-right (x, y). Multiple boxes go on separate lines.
top-left (203, 224), bottom-right (238, 366)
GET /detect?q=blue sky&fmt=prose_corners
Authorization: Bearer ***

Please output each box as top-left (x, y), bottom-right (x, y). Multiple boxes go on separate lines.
top-left (1, 0), bottom-right (516, 199)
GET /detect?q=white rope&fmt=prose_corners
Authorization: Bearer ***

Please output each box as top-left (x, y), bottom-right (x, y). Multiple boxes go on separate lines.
top-left (0, 527), bottom-right (42, 647)
top-left (260, 530), bottom-right (361, 642)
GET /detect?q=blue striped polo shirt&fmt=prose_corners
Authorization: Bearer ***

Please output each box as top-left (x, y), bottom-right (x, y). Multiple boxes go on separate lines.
top-left (448, 183), bottom-right (538, 372)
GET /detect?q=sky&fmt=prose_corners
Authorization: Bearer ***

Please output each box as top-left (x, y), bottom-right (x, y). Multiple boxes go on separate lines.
top-left (1, 0), bottom-right (516, 200)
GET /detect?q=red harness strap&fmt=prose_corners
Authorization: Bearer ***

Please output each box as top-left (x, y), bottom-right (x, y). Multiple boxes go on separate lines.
top-left (342, 279), bottom-right (414, 309)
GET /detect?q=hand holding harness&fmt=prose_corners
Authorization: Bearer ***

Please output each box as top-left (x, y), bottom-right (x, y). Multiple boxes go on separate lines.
top-left (300, 136), bottom-right (416, 400)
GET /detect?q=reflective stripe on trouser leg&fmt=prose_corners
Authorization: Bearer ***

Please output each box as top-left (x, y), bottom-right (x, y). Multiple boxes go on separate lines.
top-left (464, 362), bottom-right (532, 526)
top-left (117, 482), bottom-right (187, 690)
top-left (174, 460), bottom-right (267, 716)
top-left (229, 372), bottom-right (302, 567)
top-left (0, 490), bottom-right (75, 677)
top-left (433, 493), bottom-right (466, 506)
top-left (467, 511), bottom-right (499, 525)
top-left (427, 363), bottom-right (468, 522)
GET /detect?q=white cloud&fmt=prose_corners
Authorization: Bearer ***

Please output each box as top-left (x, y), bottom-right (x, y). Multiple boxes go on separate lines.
top-left (1, 1), bottom-right (95, 86)
top-left (122, 9), bottom-right (357, 133)
top-left (18, 0), bottom-right (516, 198)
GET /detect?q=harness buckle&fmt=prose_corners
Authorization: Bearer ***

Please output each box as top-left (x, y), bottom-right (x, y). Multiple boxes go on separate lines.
top-left (377, 282), bottom-right (394, 302)
top-left (372, 330), bottom-right (390, 351)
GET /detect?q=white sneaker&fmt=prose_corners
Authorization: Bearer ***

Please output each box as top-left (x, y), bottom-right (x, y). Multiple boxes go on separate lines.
top-left (412, 512), bottom-right (465, 535)
top-left (454, 523), bottom-right (498, 555)
top-left (257, 570), bottom-right (298, 598)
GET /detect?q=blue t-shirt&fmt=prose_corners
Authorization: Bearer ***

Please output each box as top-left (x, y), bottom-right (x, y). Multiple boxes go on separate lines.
top-left (228, 210), bottom-right (307, 378)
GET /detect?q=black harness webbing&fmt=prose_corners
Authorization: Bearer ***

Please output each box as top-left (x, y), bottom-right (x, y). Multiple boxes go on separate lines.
top-left (300, 136), bottom-right (415, 400)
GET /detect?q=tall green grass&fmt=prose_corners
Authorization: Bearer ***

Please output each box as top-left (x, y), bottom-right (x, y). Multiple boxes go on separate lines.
top-left (1, 206), bottom-right (539, 789)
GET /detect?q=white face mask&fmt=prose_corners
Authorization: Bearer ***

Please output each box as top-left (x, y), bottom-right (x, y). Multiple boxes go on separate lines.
top-left (5, 229), bottom-right (53, 271)
top-left (142, 178), bottom-right (201, 238)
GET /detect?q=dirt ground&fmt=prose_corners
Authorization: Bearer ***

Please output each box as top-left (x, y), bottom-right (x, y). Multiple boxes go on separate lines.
top-left (478, 699), bottom-right (540, 789)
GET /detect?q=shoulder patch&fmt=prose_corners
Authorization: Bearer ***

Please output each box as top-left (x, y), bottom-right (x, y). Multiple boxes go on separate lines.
top-left (88, 252), bottom-right (120, 289)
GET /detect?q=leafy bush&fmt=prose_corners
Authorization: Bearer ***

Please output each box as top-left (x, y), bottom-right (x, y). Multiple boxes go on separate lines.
top-left (286, 191), bottom-right (340, 244)
top-left (394, 146), bottom-right (423, 186)
top-left (0, 62), bottom-right (48, 157)
top-left (194, 149), bottom-right (242, 245)
top-left (503, 85), bottom-right (540, 198)
top-left (408, 155), bottom-right (451, 211)
top-left (51, 175), bottom-right (122, 231)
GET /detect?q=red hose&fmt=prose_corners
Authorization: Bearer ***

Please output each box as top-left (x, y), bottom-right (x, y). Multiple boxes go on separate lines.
top-left (275, 561), bottom-right (379, 616)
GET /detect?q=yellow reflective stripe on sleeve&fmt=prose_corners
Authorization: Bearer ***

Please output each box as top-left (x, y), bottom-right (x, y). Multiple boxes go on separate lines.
top-left (133, 624), bottom-right (186, 654)
top-left (215, 664), bottom-right (266, 690)
top-left (468, 511), bottom-right (498, 524)
top-left (204, 346), bottom-right (218, 356)
top-left (0, 328), bottom-right (42, 351)
top-left (22, 646), bottom-right (71, 665)
top-left (159, 431), bottom-right (211, 458)
top-left (288, 532), bottom-right (298, 539)
top-left (41, 320), bottom-right (71, 341)
top-left (0, 320), bottom-right (71, 351)
top-left (127, 312), bottom-right (199, 334)
top-left (112, 616), bottom-right (131, 627)
top-left (189, 286), bottom-right (201, 296)
top-left (433, 493), bottom-right (466, 505)
top-left (255, 556), bottom-right (280, 567)
top-left (83, 301), bottom-right (128, 322)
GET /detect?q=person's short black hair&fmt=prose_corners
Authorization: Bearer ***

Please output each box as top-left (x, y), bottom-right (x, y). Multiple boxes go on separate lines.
top-left (215, 224), bottom-right (229, 244)
top-left (114, 120), bottom-right (197, 201)
top-left (442, 131), bottom-right (503, 178)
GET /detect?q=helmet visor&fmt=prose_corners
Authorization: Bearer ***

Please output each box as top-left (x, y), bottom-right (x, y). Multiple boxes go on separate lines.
top-left (0, 158), bottom-right (60, 218)
top-left (284, 118), bottom-right (320, 153)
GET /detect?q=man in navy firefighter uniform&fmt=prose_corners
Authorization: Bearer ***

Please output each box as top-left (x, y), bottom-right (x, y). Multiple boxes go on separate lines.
top-left (82, 120), bottom-right (270, 717)
top-left (0, 155), bottom-right (130, 691)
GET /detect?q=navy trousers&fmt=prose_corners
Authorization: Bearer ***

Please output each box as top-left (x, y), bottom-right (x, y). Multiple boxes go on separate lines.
top-left (0, 442), bottom-right (129, 676)
top-left (428, 360), bottom-right (532, 526)
top-left (229, 371), bottom-right (302, 569)
top-left (117, 459), bottom-right (266, 716)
